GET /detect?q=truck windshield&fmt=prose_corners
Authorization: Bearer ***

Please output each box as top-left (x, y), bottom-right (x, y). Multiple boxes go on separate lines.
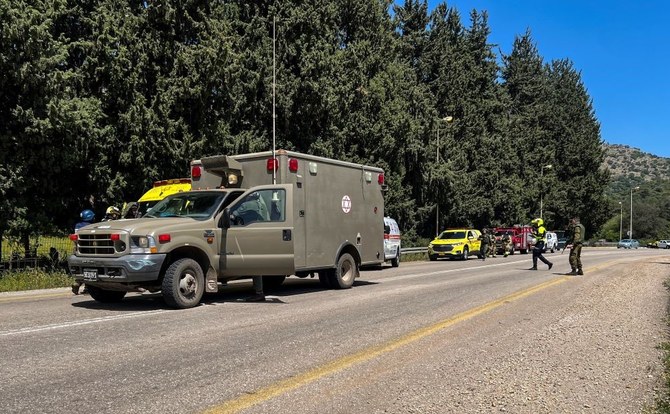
top-left (143, 192), bottom-right (226, 220)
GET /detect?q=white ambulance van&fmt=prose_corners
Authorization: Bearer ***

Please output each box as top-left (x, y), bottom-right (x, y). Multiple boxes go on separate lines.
top-left (383, 217), bottom-right (401, 267)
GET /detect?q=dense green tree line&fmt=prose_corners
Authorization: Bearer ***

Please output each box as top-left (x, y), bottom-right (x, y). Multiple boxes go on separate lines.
top-left (1, 0), bottom-right (611, 255)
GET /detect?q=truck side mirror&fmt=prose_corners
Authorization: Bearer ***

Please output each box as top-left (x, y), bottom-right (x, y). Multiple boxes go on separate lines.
top-left (221, 207), bottom-right (231, 228)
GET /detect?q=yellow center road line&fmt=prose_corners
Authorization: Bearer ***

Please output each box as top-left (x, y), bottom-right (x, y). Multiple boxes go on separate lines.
top-left (204, 276), bottom-right (571, 414)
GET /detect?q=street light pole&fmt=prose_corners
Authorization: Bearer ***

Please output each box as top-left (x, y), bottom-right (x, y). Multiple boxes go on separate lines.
top-left (435, 116), bottom-right (453, 237)
top-left (618, 201), bottom-right (623, 242)
top-left (629, 186), bottom-right (640, 239)
top-left (540, 164), bottom-right (552, 219)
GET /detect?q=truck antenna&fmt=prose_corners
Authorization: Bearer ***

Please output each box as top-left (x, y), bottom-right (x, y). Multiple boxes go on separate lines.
top-left (272, 16), bottom-right (277, 185)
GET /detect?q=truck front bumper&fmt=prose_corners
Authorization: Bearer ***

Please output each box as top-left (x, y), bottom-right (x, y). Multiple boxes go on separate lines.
top-left (67, 254), bottom-right (167, 284)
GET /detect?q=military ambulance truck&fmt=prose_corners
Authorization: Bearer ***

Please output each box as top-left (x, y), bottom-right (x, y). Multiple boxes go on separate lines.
top-left (67, 149), bottom-right (386, 308)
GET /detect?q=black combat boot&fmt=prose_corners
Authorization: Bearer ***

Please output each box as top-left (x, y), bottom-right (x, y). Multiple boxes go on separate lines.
top-left (577, 269), bottom-right (584, 275)
top-left (548, 262), bottom-right (553, 270)
top-left (244, 293), bottom-right (266, 302)
top-left (567, 268), bottom-right (577, 275)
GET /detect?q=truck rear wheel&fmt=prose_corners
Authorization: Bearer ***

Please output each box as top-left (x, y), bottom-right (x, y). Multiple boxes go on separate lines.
top-left (87, 285), bottom-right (126, 303)
top-left (162, 258), bottom-right (204, 309)
top-left (328, 253), bottom-right (357, 289)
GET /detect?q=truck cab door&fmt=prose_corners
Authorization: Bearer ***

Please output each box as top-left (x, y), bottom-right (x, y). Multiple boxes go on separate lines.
top-left (220, 184), bottom-right (294, 276)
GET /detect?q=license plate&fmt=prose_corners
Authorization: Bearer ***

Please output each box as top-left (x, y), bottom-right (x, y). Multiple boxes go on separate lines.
top-left (83, 268), bottom-right (98, 281)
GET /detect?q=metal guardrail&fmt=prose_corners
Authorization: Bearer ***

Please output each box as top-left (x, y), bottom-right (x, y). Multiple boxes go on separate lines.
top-left (401, 247), bottom-right (428, 255)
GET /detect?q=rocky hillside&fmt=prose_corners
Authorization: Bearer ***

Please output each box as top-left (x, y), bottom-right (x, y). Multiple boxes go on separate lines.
top-left (604, 144), bottom-right (670, 181)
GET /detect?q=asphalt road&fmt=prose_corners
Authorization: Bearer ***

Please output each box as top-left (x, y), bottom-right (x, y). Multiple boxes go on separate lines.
top-left (1, 248), bottom-right (668, 414)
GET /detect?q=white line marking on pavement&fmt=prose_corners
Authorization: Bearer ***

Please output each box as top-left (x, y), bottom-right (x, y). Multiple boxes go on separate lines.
top-left (0, 309), bottom-right (169, 337)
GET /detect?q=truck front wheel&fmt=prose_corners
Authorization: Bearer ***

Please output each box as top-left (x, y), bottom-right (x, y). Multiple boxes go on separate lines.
top-left (328, 253), bottom-right (357, 289)
top-left (87, 285), bottom-right (126, 303)
top-left (162, 258), bottom-right (204, 309)
top-left (391, 248), bottom-right (400, 267)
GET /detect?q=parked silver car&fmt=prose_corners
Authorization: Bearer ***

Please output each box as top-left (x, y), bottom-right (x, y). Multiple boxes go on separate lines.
top-left (617, 239), bottom-right (640, 249)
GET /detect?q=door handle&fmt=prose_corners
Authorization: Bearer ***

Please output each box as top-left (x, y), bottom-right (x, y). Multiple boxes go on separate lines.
top-left (282, 229), bottom-right (292, 241)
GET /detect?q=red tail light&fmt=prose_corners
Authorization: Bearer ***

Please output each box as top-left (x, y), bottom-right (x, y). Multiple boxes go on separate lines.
top-left (267, 158), bottom-right (278, 171)
top-left (110, 234), bottom-right (120, 241)
top-left (191, 165), bottom-right (202, 179)
top-left (69, 234), bottom-right (78, 241)
top-left (378, 173), bottom-right (385, 185)
top-left (288, 158), bottom-right (299, 172)
top-left (158, 234), bottom-right (171, 243)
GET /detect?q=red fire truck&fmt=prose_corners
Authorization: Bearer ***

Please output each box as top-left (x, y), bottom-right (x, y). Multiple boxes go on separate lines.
top-left (493, 225), bottom-right (535, 254)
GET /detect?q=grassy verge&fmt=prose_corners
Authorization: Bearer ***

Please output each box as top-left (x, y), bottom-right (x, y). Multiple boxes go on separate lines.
top-left (0, 268), bottom-right (73, 292)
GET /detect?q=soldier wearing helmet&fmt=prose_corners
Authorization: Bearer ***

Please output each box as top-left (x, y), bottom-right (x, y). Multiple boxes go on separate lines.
top-left (529, 218), bottom-right (553, 271)
top-left (75, 209), bottom-right (95, 232)
top-left (102, 206), bottom-right (121, 221)
top-left (106, 206), bottom-right (120, 220)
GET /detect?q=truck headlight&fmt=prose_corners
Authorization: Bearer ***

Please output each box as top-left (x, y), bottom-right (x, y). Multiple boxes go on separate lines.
top-left (131, 236), bottom-right (157, 254)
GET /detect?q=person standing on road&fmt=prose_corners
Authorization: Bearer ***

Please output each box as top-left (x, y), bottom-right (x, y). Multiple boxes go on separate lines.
top-left (529, 218), bottom-right (553, 271)
top-left (244, 277), bottom-right (266, 302)
top-left (488, 230), bottom-right (497, 258)
top-left (502, 233), bottom-right (512, 257)
top-left (479, 229), bottom-right (489, 261)
top-left (566, 216), bottom-right (585, 275)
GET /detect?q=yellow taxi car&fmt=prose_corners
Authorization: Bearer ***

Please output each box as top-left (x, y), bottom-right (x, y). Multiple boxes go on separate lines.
top-left (428, 228), bottom-right (482, 261)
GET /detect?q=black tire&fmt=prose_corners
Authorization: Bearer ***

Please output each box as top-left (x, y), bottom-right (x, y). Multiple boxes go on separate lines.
top-left (328, 253), bottom-right (358, 289)
top-left (162, 258), bottom-right (204, 309)
top-left (262, 275), bottom-right (286, 291)
top-left (461, 246), bottom-right (469, 260)
top-left (391, 248), bottom-right (400, 267)
top-left (429, 254), bottom-right (437, 261)
top-left (87, 285), bottom-right (126, 303)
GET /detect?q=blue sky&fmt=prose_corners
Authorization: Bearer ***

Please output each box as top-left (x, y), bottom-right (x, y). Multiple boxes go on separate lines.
top-left (426, 0), bottom-right (670, 158)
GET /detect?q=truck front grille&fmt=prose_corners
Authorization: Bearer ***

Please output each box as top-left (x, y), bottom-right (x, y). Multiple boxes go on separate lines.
top-left (77, 234), bottom-right (127, 256)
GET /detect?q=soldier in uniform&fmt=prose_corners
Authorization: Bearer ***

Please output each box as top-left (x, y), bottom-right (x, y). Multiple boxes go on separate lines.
top-left (566, 216), bottom-right (585, 275)
top-left (479, 229), bottom-right (489, 261)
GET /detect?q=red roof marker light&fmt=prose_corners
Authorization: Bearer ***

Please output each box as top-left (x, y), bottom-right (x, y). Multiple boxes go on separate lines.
top-left (267, 158), bottom-right (278, 171)
top-left (288, 158), bottom-right (299, 173)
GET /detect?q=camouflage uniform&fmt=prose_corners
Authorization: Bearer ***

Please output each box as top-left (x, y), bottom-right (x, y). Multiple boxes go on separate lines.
top-left (479, 229), bottom-right (489, 261)
top-left (567, 218), bottom-right (585, 275)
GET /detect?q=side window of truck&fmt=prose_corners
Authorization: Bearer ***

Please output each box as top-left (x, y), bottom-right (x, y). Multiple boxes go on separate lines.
top-left (231, 189), bottom-right (285, 225)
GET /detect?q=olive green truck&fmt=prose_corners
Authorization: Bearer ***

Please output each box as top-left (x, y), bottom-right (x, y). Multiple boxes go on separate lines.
top-left (67, 150), bottom-right (387, 308)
